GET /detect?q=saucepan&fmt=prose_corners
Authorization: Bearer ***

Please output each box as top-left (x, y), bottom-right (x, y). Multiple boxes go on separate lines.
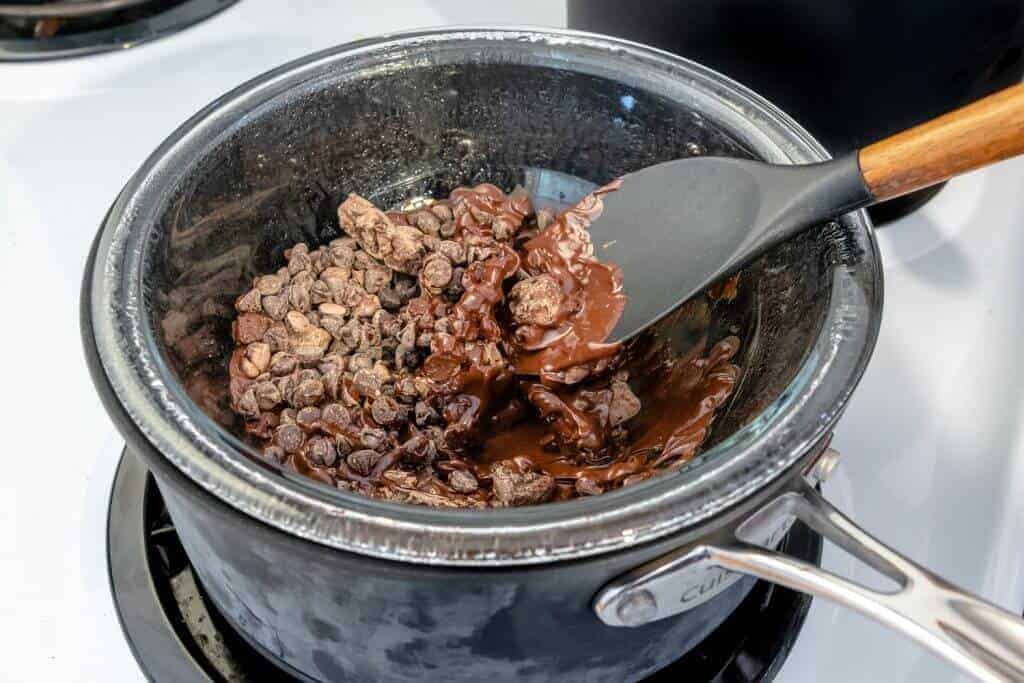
top-left (81, 28), bottom-right (1024, 682)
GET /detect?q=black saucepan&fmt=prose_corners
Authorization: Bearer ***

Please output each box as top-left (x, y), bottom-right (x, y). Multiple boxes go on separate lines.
top-left (81, 28), bottom-right (1024, 683)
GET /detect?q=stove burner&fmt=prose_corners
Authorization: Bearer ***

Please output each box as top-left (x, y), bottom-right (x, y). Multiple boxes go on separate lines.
top-left (0, 0), bottom-right (236, 60)
top-left (107, 450), bottom-right (821, 682)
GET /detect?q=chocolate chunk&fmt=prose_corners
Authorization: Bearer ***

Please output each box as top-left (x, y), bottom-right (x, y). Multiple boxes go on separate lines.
top-left (609, 380), bottom-right (641, 426)
top-left (338, 194), bottom-right (427, 274)
top-left (449, 469), bottom-right (478, 493)
top-left (509, 274), bottom-right (564, 327)
top-left (490, 461), bottom-right (556, 507)
top-left (575, 477), bottom-right (604, 496)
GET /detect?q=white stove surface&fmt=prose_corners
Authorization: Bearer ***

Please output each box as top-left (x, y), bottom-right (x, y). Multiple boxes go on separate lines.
top-left (2, 2), bottom-right (1022, 681)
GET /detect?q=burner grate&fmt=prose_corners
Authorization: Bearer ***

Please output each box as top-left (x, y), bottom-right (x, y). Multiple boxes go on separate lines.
top-left (0, 0), bottom-right (236, 60)
top-left (108, 450), bottom-right (821, 682)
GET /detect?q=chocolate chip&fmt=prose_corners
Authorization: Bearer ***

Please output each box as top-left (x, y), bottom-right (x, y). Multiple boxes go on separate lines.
top-left (360, 323), bottom-right (382, 351)
top-left (399, 434), bottom-right (437, 466)
top-left (321, 402), bottom-right (350, 427)
top-left (352, 369), bottom-right (381, 399)
top-left (245, 342), bottom-right (271, 374)
top-left (347, 449), bottom-right (381, 476)
top-left (288, 251), bottom-right (312, 275)
top-left (253, 382), bottom-right (282, 411)
top-left (318, 302), bottom-right (346, 317)
top-left (364, 266), bottom-right (392, 294)
top-left (275, 423), bottom-right (305, 453)
top-left (269, 352), bottom-right (298, 376)
top-left (255, 274), bottom-right (284, 296)
top-left (310, 280), bottom-right (332, 305)
top-left (306, 436), bottom-right (338, 467)
top-left (492, 216), bottom-right (516, 241)
top-left (431, 204), bottom-right (453, 222)
top-left (414, 400), bottom-right (438, 426)
top-left (393, 275), bottom-right (418, 303)
top-left (358, 427), bottom-right (387, 451)
top-left (370, 396), bottom-right (401, 426)
top-left (285, 310), bottom-right (310, 335)
top-left (236, 288), bottom-right (263, 313)
top-left (436, 240), bottom-right (466, 265)
top-left (264, 445), bottom-right (286, 463)
top-left (236, 388), bottom-right (259, 418)
top-left (335, 434), bottom-right (353, 456)
top-left (354, 294), bottom-right (381, 318)
top-left (234, 312), bottom-right (271, 344)
top-left (262, 294), bottom-right (289, 321)
top-left (419, 254), bottom-right (453, 294)
top-left (393, 377), bottom-right (417, 402)
top-left (239, 358), bottom-right (260, 379)
top-left (329, 245), bottom-right (355, 269)
top-left (379, 287), bottom-right (403, 310)
top-left (296, 406), bottom-right (321, 430)
top-left (409, 210), bottom-right (441, 236)
top-left (292, 378), bottom-right (325, 408)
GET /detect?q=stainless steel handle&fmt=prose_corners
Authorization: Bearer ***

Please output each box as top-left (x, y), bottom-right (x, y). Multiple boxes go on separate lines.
top-left (594, 460), bottom-right (1024, 683)
top-left (719, 480), bottom-right (1024, 683)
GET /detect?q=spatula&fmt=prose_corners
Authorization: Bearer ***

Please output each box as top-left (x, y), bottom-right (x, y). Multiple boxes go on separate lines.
top-left (595, 83), bottom-right (1024, 342)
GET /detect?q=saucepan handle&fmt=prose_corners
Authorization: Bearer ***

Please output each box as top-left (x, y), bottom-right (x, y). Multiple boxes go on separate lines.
top-left (715, 479), bottom-right (1024, 683)
top-left (593, 454), bottom-right (1024, 683)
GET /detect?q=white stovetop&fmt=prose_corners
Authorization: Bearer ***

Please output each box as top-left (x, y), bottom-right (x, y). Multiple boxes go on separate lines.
top-left (2, 2), bottom-right (1023, 681)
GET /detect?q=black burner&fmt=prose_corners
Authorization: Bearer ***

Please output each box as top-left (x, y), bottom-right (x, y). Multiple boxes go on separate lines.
top-left (107, 450), bottom-right (821, 682)
top-left (0, 0), bottom-right (236, 60)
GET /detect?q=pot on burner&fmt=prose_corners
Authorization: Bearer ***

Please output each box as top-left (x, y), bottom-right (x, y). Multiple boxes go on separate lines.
top-left (83, 28), bottom-right (1017, 683)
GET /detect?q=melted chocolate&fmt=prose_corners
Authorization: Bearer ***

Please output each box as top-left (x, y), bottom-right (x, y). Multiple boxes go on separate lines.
top-left (479, 337), bottom-right (740, 486)
top-left (512, 180), bottom-right (626, 376)
top-left (224, 181), bottom-right (743, 506)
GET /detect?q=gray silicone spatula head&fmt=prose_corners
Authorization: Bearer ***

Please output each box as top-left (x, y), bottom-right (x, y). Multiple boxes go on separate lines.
top-left (592, 82), bottom-right (1024, 343)
top-left (591, 154), bottom-right (872, 342)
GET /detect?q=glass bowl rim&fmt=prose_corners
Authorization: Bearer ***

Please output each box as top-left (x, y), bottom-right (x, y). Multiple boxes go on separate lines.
top-left (89, 26), bottom-right (882, 566)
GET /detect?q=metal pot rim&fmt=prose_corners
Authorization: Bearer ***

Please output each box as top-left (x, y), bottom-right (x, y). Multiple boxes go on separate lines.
top-left (87, 26), bottom-right (882, 566)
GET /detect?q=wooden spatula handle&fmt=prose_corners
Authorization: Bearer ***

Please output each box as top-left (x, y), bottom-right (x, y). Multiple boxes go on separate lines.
top-left (859, 83), bottom-right (1024, 201)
